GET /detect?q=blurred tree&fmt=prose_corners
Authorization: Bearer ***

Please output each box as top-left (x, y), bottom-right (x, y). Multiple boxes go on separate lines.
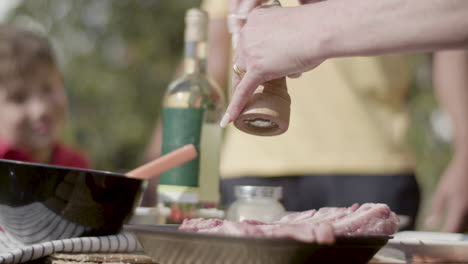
top-left (7, 0), bottom-right (200, 172)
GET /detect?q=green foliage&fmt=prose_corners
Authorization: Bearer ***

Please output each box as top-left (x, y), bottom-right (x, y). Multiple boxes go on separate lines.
top-left (9, 0), bottom-right (201, 172)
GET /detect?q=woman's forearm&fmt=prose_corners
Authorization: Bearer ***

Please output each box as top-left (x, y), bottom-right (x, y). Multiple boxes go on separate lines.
top-left (301, 0), bottom-right (468, 61)
top-left (222, 0), bottom-right (468, 126)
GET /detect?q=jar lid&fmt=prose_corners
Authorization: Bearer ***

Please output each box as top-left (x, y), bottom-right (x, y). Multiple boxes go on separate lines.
top-left (234, 185), bottom-right (282, 199)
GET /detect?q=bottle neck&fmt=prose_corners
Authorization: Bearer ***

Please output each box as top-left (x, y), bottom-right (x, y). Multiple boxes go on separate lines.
top-left (183, 41), bottom-right (207, 75)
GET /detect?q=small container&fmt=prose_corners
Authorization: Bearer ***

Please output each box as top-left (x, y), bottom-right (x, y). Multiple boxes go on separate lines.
top-left (226, 185), bottom-right (286, 223)
top-left (128, 207), bottom-right (160, 225)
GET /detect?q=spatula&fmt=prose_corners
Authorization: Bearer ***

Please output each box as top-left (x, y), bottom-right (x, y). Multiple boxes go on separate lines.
top-left (126, 144), bottom-right (197, 180)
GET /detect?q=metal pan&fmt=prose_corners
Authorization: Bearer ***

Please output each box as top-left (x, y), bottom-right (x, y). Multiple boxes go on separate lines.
top-left (0, 159), bottom-right (142, 244)
top-left (126, 224), bottom-right (390, 264)
top-left (0, 145), bottom-right (196, 244)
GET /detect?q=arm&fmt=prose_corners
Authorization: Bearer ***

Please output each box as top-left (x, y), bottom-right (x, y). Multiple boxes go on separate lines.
top-left (222, 0), bottom-right (468, 126)
top-left (317, 0), bottom-right (468, 58)
top-left (426, 50), bottom-right (468, 232)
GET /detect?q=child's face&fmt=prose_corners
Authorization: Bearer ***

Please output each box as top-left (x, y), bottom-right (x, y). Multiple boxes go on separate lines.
top-left (0, 66), bottom-right (67, 152)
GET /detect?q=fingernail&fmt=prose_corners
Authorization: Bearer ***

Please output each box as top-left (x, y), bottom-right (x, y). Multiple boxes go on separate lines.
top-left (220, 113), bottom-right (231, 128)
top-left (227, 15), bottom-right (242, 33)
top-left (234, 12), bottom-right (248, 19)
top-left (231, 34), bottom-right (239, 49)
top-left (228, 13), bottom-right (247, 20)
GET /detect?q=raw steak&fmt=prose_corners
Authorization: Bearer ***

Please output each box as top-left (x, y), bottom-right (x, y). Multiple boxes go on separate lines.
top-left (179, 203), bottom-right (399, 244)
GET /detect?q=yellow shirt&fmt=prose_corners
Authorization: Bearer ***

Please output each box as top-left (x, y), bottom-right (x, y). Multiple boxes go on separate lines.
top-left (203, 0), bottom-right (416, 178)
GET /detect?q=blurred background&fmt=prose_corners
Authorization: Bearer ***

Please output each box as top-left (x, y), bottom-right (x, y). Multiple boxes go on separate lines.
top-left (0, 0), bottom-right (453, 228)
top-left (0, 0), bottom-right (201, 172)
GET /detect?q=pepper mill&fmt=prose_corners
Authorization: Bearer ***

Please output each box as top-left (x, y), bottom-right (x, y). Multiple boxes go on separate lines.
top-left (233, 77), bottom-right (290, 136)
top-left (233, 0), bottom-right (291, 137)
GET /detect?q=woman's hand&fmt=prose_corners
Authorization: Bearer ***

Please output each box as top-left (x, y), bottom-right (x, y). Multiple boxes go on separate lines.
top-left (221, 6), bottom-right (325, 127)
top-left (427, 50), bottom-right (468, 233)
top-left (426, 153), bottom-right (468, 232)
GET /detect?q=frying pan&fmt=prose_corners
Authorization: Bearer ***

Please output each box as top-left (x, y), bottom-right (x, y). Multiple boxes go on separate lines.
top-left (0, 145), bottom-right (196, 244)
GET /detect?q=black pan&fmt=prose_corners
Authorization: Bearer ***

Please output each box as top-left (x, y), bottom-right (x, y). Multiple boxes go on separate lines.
top-left (0, 159), bottom-right (142, 245)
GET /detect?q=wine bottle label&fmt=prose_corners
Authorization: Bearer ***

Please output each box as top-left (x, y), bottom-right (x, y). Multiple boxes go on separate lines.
top-left (160, 107), bottom-right (204, 188)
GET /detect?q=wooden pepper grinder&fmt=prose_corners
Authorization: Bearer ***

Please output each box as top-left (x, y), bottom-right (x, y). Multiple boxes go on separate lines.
top-left (233, 0), bottom-right (291, 137)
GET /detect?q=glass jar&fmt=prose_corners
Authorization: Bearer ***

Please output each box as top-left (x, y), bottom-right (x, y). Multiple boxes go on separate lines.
top-left (226, 185), bottom-right (286, 223)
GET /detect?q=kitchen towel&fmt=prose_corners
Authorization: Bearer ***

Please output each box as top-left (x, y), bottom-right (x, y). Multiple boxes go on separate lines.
top-left (0, 231), bottom-right (143, 264)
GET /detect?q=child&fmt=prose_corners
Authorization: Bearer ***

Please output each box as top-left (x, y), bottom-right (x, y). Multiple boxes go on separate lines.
top-left (0, 26), bottom-right (90, 169)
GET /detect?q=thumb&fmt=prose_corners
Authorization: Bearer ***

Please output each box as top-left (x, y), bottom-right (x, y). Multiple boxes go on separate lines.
top-left (220, 72), bottom-right (262, 127)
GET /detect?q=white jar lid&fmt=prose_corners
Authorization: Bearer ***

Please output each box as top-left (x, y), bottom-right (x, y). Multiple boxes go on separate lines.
top-left (234, 185), bottom-right (282, 199)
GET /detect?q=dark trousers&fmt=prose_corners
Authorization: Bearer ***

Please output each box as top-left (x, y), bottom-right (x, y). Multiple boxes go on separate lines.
top-left (221, 173), bottom-right (420, 230)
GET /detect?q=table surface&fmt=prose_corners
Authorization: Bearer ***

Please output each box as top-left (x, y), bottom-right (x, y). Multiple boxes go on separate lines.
top-left (22, 254), bottom-right (466, 264)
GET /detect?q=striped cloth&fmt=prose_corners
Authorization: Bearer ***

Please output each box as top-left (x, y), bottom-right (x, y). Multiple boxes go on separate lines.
top-left (0, 203), bottom-right (143, 264)
top-left (0, 203), bottom-right (90, 244)
top-left (0, 231), bottom-right (142, 264)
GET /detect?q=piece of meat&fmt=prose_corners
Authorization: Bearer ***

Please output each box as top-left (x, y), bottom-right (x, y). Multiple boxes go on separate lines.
top-left (201, 221), bottom-right (269, 236)
top-left (179, 218), bottom-right (223, 231)
top-left (332, 203), bottom-right (399, 236)
top-left (279, 203), bottom-right (360, 225)
top-left (275, 209), bottom-right (317, 223)
top-left (196, 220), bottom-right (335, 244)
top-left (178, 203), bottom-right (399, 244)
top-left (266, 222), bottom-right (335, 244)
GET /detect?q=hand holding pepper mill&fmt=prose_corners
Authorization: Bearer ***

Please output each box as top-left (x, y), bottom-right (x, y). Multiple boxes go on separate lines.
top-left (226, 0), bottom-right (291, 136)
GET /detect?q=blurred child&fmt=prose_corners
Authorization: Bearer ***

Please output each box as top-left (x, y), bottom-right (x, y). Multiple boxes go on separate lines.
top-left (0, 26), bottom-right (90, 168)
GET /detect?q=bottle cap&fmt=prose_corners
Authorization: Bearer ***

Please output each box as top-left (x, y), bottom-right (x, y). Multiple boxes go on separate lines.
top-left (234, 185), bottom-right (282, 199)
top-left (185, 8), bottom-right (208, 42)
